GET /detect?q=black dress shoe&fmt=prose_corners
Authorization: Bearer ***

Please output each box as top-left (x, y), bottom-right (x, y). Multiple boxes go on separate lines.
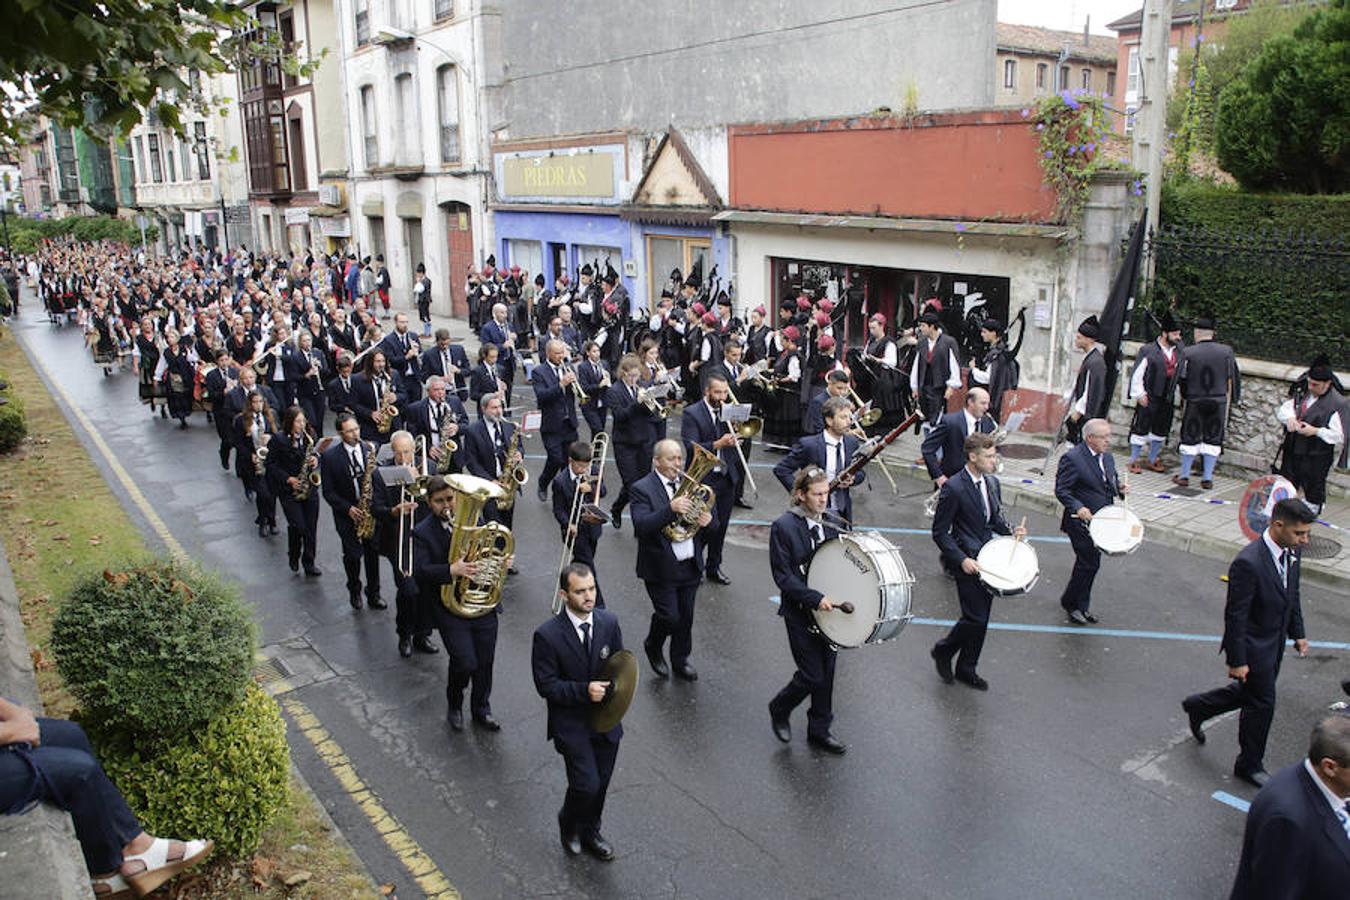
top-left (473, 713), bottom-right (502, 732)
top-left (1181, 701), bottom-right (1206, 744)
top-left (706, 569), bottom-right (732, 585)
top-left (447, 708), bottom-right (464, 731)
top-left (580, 833), bottom-right (615, 862)
top-left (769, 707), bottom-right (791, 743)
top-left (398, 637), bottom-right (412, 658)
top-left (289, 558), bottom-right (300, 573)
top-left (930, 646), bottom-right (955, 684)
top-left (733, 499), bottom-right (754, 510)
top-left (673, 662), bottom-right (698, 682)
top-left (807, 734), bottom-right (847, 755)
top-left (644, 638), bottom-right (669, 679)
top-left (245, 489), bottom-right (254, 501)
top-left (258, 522), bottom-right (268, 538)
top-left (955, 671), bottom-right (990, 691)
top-left (1343, 678), bottom-right (1350, 697)
top-left (412, 635), bottom-right (439, 654)
top-left (268, 523), bottom-right (280, 535)
top-left (1083, 612), bottom-right (1099, 624)
top-left (367, 596), bottom-right (388, 610)
top-left (1234, 768), bottom-right (1269, 788)
top-left (537, 486), bottom-right (548, 502)
top-left (349, 594), bottom-right (363, 610)
top-left (304, 566), bottom-right (322, 577)
top-left (1067, 609), bottom-right (1089, 626)
top-left (558, 818), bottom-right (581, 857)
top-left (610, 507), bottom-right (622, 529)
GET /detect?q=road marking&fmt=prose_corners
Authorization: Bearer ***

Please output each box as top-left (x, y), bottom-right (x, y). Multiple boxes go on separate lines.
top-left (283, 698), bottom-right (460, 899)
top-left (734, 518), bottom-right (1072, 543)
top-left (1211, 791), bottom-right (1250, 813)
top-left (766, 597), bottom-right (1348, 649)
top-left (17, 328), bottom-right (459, 899)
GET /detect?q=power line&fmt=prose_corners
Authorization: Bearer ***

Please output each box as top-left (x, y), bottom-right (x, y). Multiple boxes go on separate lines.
top-left (509, 0), bottom-right (957, 83)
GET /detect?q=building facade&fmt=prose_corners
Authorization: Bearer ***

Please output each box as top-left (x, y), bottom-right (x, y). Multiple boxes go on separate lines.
top-left (995, 23), bottom-right (1118, 107)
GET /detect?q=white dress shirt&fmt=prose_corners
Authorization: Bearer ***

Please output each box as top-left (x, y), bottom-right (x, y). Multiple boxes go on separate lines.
top-left (565, 606), bottom-right (595, 649)
top-left (1262, 529), bottom-right (1292, 588)
top-left (662, 475), bottom-right (696, 561)
top-left (1276, 396), bottom-right (1345, 447)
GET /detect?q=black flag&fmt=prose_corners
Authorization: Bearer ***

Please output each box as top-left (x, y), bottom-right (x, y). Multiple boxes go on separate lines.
top-left (1097, 210), bottom-right (1148, 417)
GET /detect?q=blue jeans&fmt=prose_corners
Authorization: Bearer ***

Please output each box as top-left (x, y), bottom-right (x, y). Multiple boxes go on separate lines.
top-left (0, 718), bottom-right (142, 873)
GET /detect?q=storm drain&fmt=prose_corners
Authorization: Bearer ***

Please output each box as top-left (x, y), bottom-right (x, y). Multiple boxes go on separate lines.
top-left (252, 640), bottom-right (339, 696)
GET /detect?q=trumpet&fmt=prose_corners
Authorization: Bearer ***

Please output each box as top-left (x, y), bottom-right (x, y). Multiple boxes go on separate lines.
top-left (637, 381), bottom-right (671, 419)
top-left (552, 432), bottom-right (610, 614)
top-left (562, 360), bottom-right (589, 404)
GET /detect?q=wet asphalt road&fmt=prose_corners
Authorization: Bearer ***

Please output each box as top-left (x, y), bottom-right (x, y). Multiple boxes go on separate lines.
top-left (11, 308), bottom-right (1349, 900)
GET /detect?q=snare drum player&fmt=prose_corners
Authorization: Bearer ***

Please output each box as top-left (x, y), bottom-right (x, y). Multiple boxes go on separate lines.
top-left (767, 467), bottom-right (848, 755)
top-left (930, 432), bottom-right (1024, 691)
top-left (1054, 418), bottom-right (1126, 626)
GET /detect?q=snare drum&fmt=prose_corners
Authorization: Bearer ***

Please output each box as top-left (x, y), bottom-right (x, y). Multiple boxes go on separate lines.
top-left (806, 531), bottom-right (914, 648)
top-left (976, 536), bottom-right (1040, 596)
top-left (1089, 505), bottom-right (1144, 555)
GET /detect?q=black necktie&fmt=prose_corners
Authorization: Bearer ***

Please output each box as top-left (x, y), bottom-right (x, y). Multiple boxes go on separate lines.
top-left (668, 479), bottom-right (679, 496)
top-left (580, 621), bottom-right (591, 659)
top-left (834, 441), bottom-right (844, 476)
top-left (810, 523), bottom-right (823, 547)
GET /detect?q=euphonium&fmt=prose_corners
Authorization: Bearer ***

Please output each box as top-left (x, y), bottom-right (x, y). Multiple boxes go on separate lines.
top-left (494, 425), bottom-right (528, 510)
top-left (441, 474), bottom-right (515, 618)
top-left (663, 443), bottom-right (719, 542)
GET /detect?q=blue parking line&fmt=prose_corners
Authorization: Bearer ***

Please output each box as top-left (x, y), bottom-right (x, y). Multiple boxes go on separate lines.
top-left (765, 598), bottom-right (1348, 650)
top-left (1211, 791), bottom-right (1250, 813)
top-left (733, 518), bottom-right (1072, 543)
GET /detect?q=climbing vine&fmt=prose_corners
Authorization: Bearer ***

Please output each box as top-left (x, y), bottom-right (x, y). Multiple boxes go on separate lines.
top-left (1028, 90), bottom-right (1137, 224)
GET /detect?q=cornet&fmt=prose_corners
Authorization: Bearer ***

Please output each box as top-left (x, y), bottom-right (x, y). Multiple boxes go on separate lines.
top-left (562, 360), bottom-right (589, 404)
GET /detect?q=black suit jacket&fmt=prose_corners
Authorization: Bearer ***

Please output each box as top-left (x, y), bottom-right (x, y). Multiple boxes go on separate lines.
top-left (769, 511), bottom-right (840, 627)
top-left (412, 514), bottom-right (454, 613)
top-left (605, 382), bottom-right (655, 447)
top-left (264, 431), bottom-right (310, 497)
top-left (378, 332), bottom-right (421, 382)
top-left (1054, 441), bottom-right (1124, 521)
top-left (680, 400), bottom-right (741, 487)
top-left (351, 372), bottom-right (405, 441)
top-left (772, 433), bottom-right (866, 523)
top-left (1229, 762), bottom-right (1350, 900)
top-left (419, 343), bottom-right (469, 393)
top-left (1220, 537), bottom-right (1305, 671)
top-left (921, 410), bottom-right (995, 480)
top-left (325, 374), bottom-right (358, 418)
top-left (468, 361), bottom-right (500, 407)
top-left (630, 470), bottom-right (715, 581)
top-left (552, 468), bottom-right (604, 562)
top-left (531, 609), bottom-right (624, 746)
top-left (931, 467), bottom-right (1012, 572)
top-left (224, 383), bottom-right (279, 421)
top-left (460, 418), bottom-right (515, 483)
top-left (531, 361), bottom-right (579, 436)
top-left (403, 396), bottom-right (468, 445)
top-left (319, 440), bottom-right (374, 515)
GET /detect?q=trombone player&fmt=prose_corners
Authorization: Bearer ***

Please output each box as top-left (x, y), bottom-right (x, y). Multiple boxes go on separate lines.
top-left (632, 439), bottom-right (716, 682)
top-left (372, 430), bottom-right (440, 659)
top-left (552, 440), bottom-right (609, 608)
top-left (531, 339), bottom-right (581, 503)
top-left (680, 373), bottom-right (742, 586)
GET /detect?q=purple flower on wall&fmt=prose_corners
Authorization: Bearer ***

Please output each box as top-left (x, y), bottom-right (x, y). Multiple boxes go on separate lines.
top-left (1059, 90), bottom-right (1081, 110)
top-left (954, 223), bottom-right (967, 232)
top-left (1021, 108), bottom-right (1031, 118)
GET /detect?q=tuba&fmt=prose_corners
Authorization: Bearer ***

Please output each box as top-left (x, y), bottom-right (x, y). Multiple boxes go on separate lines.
top-left (663, 443), bottom-right (719, 543)
top-left (441, 474), bottom-right (515, 618)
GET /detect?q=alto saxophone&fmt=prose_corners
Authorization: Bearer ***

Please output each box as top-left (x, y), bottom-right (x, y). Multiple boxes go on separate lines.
top-left (354, 443), bottom-right (378, 541)
top-left (376, 383), bottom-right (399, 435)
top-left (293, 432), bottom-right (322, 501)
top-left (441, 473), bottom-right (515, 618)
top-left (663, 443), bottom-right (719, 542)
top-left (494, 426), bottom-right (528, 511)
top-left (435, 405), bottom-right (459, 474)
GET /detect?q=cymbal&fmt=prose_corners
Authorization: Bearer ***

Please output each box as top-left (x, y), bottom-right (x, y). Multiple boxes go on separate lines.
top-left (589, 649), bottom-right (639, 733)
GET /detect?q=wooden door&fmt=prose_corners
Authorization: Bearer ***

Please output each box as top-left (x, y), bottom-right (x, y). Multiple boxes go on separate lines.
top-left (445, 202), bottom-right (473, 318)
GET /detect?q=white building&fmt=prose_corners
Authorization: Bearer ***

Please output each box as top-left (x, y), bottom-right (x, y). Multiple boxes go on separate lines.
top-left (338, 0), bottom-right (499, 313)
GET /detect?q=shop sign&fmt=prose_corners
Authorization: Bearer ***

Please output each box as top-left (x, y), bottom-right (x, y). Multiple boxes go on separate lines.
top-left (498, 148), bottom-right (619, 200)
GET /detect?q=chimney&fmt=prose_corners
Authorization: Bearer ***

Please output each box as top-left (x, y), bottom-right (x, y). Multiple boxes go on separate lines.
top-left (1084, 16), bottom-right (1091, 47)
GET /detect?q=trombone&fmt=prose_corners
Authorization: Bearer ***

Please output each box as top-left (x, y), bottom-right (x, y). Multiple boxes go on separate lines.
top-left (397, 435), bottom-right (431, 577)
top-left (721, 385), bottom-right (761, 498)
top-left (552, 432), bottom-right (610, 614)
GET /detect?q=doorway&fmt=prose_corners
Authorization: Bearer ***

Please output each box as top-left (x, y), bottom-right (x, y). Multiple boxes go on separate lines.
top-left (444, 202), bottom-right (473, 318)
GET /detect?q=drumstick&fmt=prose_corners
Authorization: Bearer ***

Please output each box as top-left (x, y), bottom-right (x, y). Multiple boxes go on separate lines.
top-left (835, 602), bottom-right (855, 615)
top-left (1009, 516), bottom-right (1026, 565)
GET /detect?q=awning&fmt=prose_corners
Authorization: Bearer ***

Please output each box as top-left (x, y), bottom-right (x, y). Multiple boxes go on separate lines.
top-left (710, 209), bottom-right (1067, 240)
top-left (619, 205), bottom-right (716, 227)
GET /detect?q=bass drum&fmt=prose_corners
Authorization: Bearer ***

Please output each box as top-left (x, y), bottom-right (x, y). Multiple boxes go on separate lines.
top-left (806, 531), bottom-right (914, 649)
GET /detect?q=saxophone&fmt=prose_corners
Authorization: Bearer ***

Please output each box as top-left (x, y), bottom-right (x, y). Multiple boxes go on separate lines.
top-left (353, 443), bottom-right (378, 541)
top-left (663, 443), bottom-right (719, 542)
top-left (292, 432), bottom-right (322, 501)
top-left (375, 380), bottom-right (399, 434)
top-left (441, 473), bottom-right (515, 618)
top-left (435, 405), bottom-right (459, 474)
top-left (494, 426), bottom-right (528, 511)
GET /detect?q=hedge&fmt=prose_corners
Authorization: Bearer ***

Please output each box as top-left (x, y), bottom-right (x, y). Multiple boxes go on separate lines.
top-left (1161, 180), bottom-right (1350, 238)
top-left (7, 214), bottom-right (156, 256)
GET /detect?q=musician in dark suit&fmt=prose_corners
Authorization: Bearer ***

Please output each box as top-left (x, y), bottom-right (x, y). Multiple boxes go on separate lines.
top-left (414, 476), bottom-right (506, 732)
top-left (419, 328), bottom-right (470, 400)
top-left (458, 393), bottom-right (518, 532)
top-left (532, 339), bottom-right (581, 501)
top-left (1181, 498), bottom-right (1314, 787)
top-left (632, 439), bottom-right (715, 682)
top-left (377, 313), bottom-right (424, 403)
top-left (223, 365), bottom-right (279, 424)
top-left (402, 376), bottom-right (467, 475)
top-left (324, 353), bottom-right (358, 430)
top-left (532, 563), bottom-right (624, 860)
top-left (576, 341), bottom-right (609, 441)
top-left (468, 343), bottom-right (503, 413)
top-left (264, 406), bottom-right (322, 576)
top-left (319, 413), bottom-right (385, 611)
top-left (232, 390), bottom-right (279, 537)
top-left (773, 396), bottom-right (866, 525)
top-left (1066, 316), bottom-right (1107, 445)
top-left (768, 467), bottom-right (848, 755)
top-left (921, 388), bottom-right (995, 484)
top-left (1228, 714), bottom-right (1350, 899)
top-left (203, 349), bottom-right (238, 471)
top-left (930, 432), bottom-right (1023, 690)
top-left (294, 330), bottom-right (328, 437)
top-left (701, 339), bottom-right (758, 510)
top-left (552, 441), bottom-right (608, 608)
top-left (605, 355), bottom-right (662, 529)
top-left (480, 302), bottom-right (517, 407)
top-left (371, 431), bottom-right (439, 658)
top-left (328, 307), bottom-right (359, 357)
top-left (1054, 417), bottom-right (1126, 625)
top-left (803, 370), bottom-right (851, 436)
top-left (351, 350), bottom-right (404, 444)
top-left (679, 373), bottom-right (741, 585)
top-left (253, 325), bottom-right (310, 412)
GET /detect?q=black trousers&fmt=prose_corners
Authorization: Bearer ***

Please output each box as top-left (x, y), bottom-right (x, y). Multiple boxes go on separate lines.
top-left (734, 439), bottom-right (752, 502)
top-left (704, 473), bottom-right (736, 575)
top-left (581, 404), bottom-right (607, 441)
top-left (1184, 654), bottom-right (1283, 774)
top-left (433, 608), bottom-right (498, 717)
top-left (610, 441), bottom-right (649, 514)
top-left (271, 380), bottom-right (296, 412)
top-left (917, 385), bottom-right (947, 425)
top-left (299, 394), bottom-right (327, 438)
top-left (279, 493), bottom-right (320, 567)
top-left (1059, 515), bottom-right (1101, 613)
top-left (933, 569), bottom-right (993, 677)
top-left (0, 719), bottom-right (141, 873)
top-left (769, 617), bottom-right (837, 739)
top-left (213, 408), bottom-right (233, 468)
top-left (539, 427), bottom-right (578, 495)
top-left (388, 556), bottom-right (433, 639)
top-left (332, 515), bottom-right (381, 601)
top-left (243, 467), bottom-right (276, 525)
top-left (1281, 452), bottom-right (1332, 507)
top-left (557, 735), bottom-right (619, 840)
top-left (644, 565), bottom-right (700, 666)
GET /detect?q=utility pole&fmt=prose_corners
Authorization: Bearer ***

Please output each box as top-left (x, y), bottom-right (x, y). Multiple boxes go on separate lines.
top-left (1133, 0), bottom-right (1174, 284)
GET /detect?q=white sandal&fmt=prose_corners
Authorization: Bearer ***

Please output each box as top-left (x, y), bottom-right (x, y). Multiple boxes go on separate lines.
top-left (122, 836), bottom-right (214, 897)
top-left (90, 872), bottom-right (133, 899)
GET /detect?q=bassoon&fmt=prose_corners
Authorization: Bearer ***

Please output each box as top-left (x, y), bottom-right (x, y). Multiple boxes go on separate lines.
top-left (828, 410), bottom-right (923, 493)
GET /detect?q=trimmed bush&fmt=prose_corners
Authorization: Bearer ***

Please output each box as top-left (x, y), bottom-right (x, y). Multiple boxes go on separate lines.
top-left (52, 561), bottom-right (255, 735)
top-left (0, 393), bottom-right (26, 454)
top-left (1162, 180), bottom-right (1350, 238)
top-left (89, 684), bottom-right (289, 857)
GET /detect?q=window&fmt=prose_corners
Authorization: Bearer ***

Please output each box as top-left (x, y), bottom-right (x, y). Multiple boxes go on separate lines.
top-left (1002, 59), bottom-right (1016, 90)
top-left (1125, 105), bottom-right (1137, 135)
top-left (148, 134), bottom-right (163, 183)
top-left (269, 114), bottom-right (290, 192)
top-left (389, 0), bottom-right (412, 30)
top-left (1036, 63), bottom-right (1047, 91)
top-left (1126, 46), bottom-right (1140, 98)
top-left (279, 12), bottom-right (298, 90)
top-left (360, 86), bottom-right (378, 168)
top-left (179, 137), bottom-right (193, 180)
top-left (394, 73), bottom-right (418, 165)
top-left (368, 216), bottom-right (386, 258)
top-left (188, 69), bottom-right (202, 98)
top-left (194, 122), bottom-right (210, 180)
top-left (134, 136), bottom-right (146, 183)
top-left (166, 145), bottom-right (176, 183)
top-left (354, 0), bottom-right (370, 47)
top-left (1058, 65), bottom-right (1070, 91)
top-left (288, 115), bottom-right (308, 190)
top-left (435, 0), bottom-right (453, 20)
top-left (437, 65), bottom-right (460, 163)
top-left (506, 239), bottom-right (542, 280)
top-left (1081, 68), bottom-right (1091, 90)
top-left (646, 237), bottom-right (708, 307)
top-left (1106, 71), bottom-right (1116, 97)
